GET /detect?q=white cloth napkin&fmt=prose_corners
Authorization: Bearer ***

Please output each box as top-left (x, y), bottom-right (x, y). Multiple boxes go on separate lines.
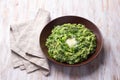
top-left (10, 9), bottom-right (50, 76)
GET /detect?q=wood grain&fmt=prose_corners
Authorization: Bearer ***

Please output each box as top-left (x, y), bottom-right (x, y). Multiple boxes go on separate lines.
top-left (0, 0), bottom-right (120, 80)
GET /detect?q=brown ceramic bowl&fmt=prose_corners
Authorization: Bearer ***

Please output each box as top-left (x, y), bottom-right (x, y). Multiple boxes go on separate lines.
top-left (40, 16), bottom-right (103, 66)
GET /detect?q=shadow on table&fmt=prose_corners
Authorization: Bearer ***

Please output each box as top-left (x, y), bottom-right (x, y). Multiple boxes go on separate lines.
top-left (50, 47), bottom-right (106, 79)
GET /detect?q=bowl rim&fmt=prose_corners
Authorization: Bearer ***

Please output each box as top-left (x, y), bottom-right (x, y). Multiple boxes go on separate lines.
top-left (40, 15), bottom-right (103, 66)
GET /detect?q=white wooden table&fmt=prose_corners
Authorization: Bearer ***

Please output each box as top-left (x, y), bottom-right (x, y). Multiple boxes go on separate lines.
top-left (0, 0), bottom-right (120, 80)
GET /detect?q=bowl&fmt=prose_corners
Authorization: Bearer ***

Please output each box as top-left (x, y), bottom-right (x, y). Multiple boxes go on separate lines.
top-left (40, 16), bottom-right (103, 66)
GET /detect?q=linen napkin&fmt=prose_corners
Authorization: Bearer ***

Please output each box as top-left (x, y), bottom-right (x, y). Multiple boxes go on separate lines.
top-left (10, 9), bottom-right (50, 76)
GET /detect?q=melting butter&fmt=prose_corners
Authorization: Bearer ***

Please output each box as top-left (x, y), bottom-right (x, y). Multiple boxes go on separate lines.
top-left (66, 38), bottom-right (77, 47)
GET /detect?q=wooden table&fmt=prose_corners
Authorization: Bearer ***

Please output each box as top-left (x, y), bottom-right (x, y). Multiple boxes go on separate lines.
top-left (0, 0), bottom-right (120, 80)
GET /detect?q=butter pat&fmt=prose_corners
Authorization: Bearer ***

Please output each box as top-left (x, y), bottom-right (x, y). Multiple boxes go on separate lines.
top-left (66, 38), bottom-right (77, 47)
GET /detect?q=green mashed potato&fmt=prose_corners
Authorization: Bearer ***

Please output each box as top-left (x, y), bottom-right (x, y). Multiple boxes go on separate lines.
top-left (45, 23), bottom-right (96, 64)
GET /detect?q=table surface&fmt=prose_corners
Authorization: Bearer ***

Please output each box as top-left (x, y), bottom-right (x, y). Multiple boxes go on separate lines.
top-left (0, 0), bottom-right (120, 80)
